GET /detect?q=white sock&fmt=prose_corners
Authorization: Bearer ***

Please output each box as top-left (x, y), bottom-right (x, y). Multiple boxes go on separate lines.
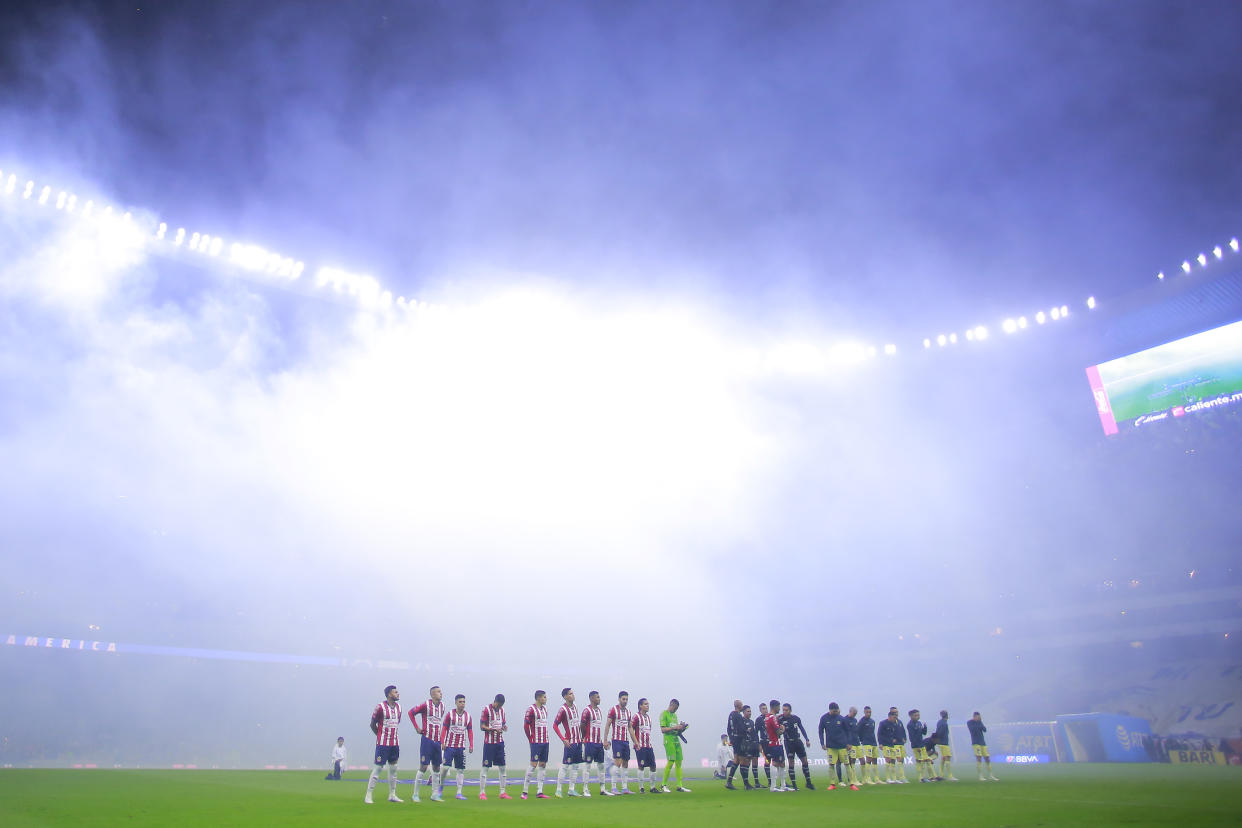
top-left (456, 771), bottom-right (464, 793)
top-left (610, 764), bottom-right (619, 790)
top-left (537, 766), bottom-right (546, 793)
top-left (557, 765), bottom-right (566, 791)
top-left (367, 764), bottom-right (382, 793)
top-left (479, 769), bottom-right (488, 791)
top-left (569, 765), bottom-right (578, 792)
top-left (388, 765), bottom-right (398, 795)
top-left (498, 766), bottom-right (507, 792)
top-left (523, 766), bottom-right (532, 793)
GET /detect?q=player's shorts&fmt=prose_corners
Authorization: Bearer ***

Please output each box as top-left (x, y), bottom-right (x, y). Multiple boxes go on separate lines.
top-left (482, 743), bottom-right (506, 767)
top-left (766, 744), bottom-right (785, 762)
top-left (758, 743), bottom-right (771, 759)
top-left (973, 744), bottom-right (989, 758)
top-left (611, 741), bottom-right (631, 761)
top-left (562, 743), bottom-right (583, 765)
top-left (913, 747), bottom-right (929, 761)
top-left (848, 744), bottom-right (861, 760)
top-left (583, 742), bottom-right (605, 764)
top-left (738, 740), bottom-right (759, 759)
top-left (664, 739), bottom-right (684, 762)
top-left (443, 746), bottom-right (466, 770)
top-left (635, 747), bottom-right (656, 770)
top-left (373, 744), bottom-right (400, 766)
top-left (420, 737), bottom-right (443, 767)
top-left (938, 744), bottom-right (952, 758)
top-left (529, 743), bottom-right (550, 764)
top-left (784, 740), bottom-right (807, 762)
top-left (826, 747), bottom-right (849, 764)
top-left (861, 745), bottom-right (878, 759)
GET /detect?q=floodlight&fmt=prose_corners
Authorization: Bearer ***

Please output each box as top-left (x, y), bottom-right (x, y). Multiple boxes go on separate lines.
top-left (1036, 311), bottom-right (1046, 324)
top-left (23, 180), bottom-right (33, 198)
top-left (966, 329), bottom-right (975, 341)
top-left (209, 237), bottom-right (223, 256)
top-left (56, 191), bottom-right (66, 209)
top-left (66, 194), bottom-right (76, 212)
top-left (1197, 253), bottom-right (1207, 267)
top-left (4, 174), bottom-right (14, 194)
top-left (157, 222), bottom-right (167, 239)
top-left (949, 332), bottom-right (957, 344)
top-left (1157, 271), bottom-right (1164, 280)
top-left (38, 185), bottom-right (50, 205)
top-left (937, 334), bottom-right (947, 347)
top-left (1181, 261), bottom-right (1191, 274)
top-left (83, 200), bottom-right (94, 216)
top-left (1231, 238), bottom-right (1239, 252)
top-left (1018, 316), bottom-right (1028, 328)
top-left (923, 338), bottom-right (931, 349)
top-left (1060, 305), bottom-right (1068, 317)
top-left (974, 325), bottom-right (988, 340)
top-left (1003, 318), bottom-right (1017, 334)
top-left (291, 261), bottom-right (304, 279)
top-left (1050, 307), bottom-right (1060, 321)
top-left (189, 232), bottom-right (201, 251)
top-left (1214, 246), bottom-right (1223, 259)
top-left (174, 227), bottom-right (185, 245)
top-left (1086, 296), bottom-right (1096, 309)
top-left (884, 343), bottom-right (897, 355)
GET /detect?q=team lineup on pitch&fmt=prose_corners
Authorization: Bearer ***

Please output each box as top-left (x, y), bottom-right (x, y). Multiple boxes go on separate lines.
top-left (359, 685), bottom-right (1000, 804)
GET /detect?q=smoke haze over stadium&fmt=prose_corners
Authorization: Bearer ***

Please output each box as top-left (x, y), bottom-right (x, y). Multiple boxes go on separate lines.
top-left (2, 0), bottom-right (1240, 768)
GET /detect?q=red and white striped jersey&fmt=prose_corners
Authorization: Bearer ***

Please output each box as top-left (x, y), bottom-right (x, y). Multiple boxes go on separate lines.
top-left (441, 709), bottom-right (474, 750)
top-left (524, 704), bottom-right (550, 743)
top-left (372, 701), bottom-right (401, 746)
top-left (553, 703), bottom-right (581, 744)
top-left (409, 699), bottom-right (446, 742)
top-left (608, 704), bottom-right (632, 742)
top-left (480, 704), bottom-right (506, 744)
top-left (581, 705), bottom-right (604, 743)
top-left (764, 713), bottom-right (782, 747)
top-left (631, 711), bottom-right (653, 749)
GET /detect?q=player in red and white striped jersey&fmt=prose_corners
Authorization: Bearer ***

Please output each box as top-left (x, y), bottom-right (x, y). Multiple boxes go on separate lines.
top-left (408, 686), bottom-right (446, 802)
top-left (441, 694), bottom-right (474, 800)
top-left (631, 698), bottom-right (661, 793)
top-left (580, 691), bottom-right (608, 796)
top-left (478, 694), bottom-right (510, 800)
top-left (605, 691), bottom-right (634, 794)
top-left (365, 685), bottom-right (403, 804)
top-left (552, 688), bottom-right (583, 797)
top-left (521, 690), bottom-right (551, 799)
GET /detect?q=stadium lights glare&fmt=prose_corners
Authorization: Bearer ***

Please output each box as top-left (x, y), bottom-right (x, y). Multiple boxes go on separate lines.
top-left (56, 191), bottom-right (66, 209)
top-left (1197, 253), bottom-right (1207, 267)
top-left (949, 332), bottom-right (957, 344)
top-left (923, 338), bottom-right (931, 349)
top-left (937, 334), bottom-right (947, 347)
top-left (1036, 311), bottom-right (1046, 324)
top-left (23, 180), bottom-right (33, 198)
top-left (1003, 318), bottom-right (1017, 334)
top-left (974, 325), bottom-right (988, 340)
top-left (1086, 296), bottom-right (1096, 309)
top-left (4, 174), bottom-right (14, 194)
top-left (1214, 246), bottom-right (1223, 259)
top-left (966, 329), bottom-right (974, 341)
top-left (38, 185), bottom-right (50, 204)
top-left (1050, 307), bottom-right (1060, 321)
top-left (1181, 261), bottom-right (1192, 274)
top-left (1060, 305), bottom-right (1068, 317)
top-left (884, 343), bottom-right (897, 355)
top-left (1018, 316), bottom-right (1028, 329)
top-left (1231, 238), bottom-right (1239, 252)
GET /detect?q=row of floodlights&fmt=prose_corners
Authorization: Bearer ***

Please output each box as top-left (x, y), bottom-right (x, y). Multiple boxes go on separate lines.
top-left (1159, 238), bottom-right (1241, 280)
top-left (0, 167), bottom-right (442, 314)
top-left (921, 299), bottom-right (1094, 350)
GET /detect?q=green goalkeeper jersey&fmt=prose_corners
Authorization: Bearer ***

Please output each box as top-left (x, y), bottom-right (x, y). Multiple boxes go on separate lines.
top-left (659, 710), bottom-right (680, 743)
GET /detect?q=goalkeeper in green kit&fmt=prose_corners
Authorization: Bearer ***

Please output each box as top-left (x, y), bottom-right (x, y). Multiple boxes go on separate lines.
top-left (660, 699), bottom-right (692, 792)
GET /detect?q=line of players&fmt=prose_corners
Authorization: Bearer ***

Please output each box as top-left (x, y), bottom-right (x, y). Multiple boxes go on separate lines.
top-left (365, 684), bottom-right (693, 804)
top-left (722, 700), bottom-right (1001, 791)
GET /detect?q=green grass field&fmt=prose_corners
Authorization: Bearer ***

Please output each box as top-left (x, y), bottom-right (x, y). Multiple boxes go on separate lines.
top-left (2, 765), bottom-right (1239, 827)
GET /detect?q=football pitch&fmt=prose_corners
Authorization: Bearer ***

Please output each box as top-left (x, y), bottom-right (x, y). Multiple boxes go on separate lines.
top-left (2, 764), bottom-right (1238, 827)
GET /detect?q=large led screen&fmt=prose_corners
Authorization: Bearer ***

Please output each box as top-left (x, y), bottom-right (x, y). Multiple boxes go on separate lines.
top-left (1086, 318), bottom-right (1242, 435)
